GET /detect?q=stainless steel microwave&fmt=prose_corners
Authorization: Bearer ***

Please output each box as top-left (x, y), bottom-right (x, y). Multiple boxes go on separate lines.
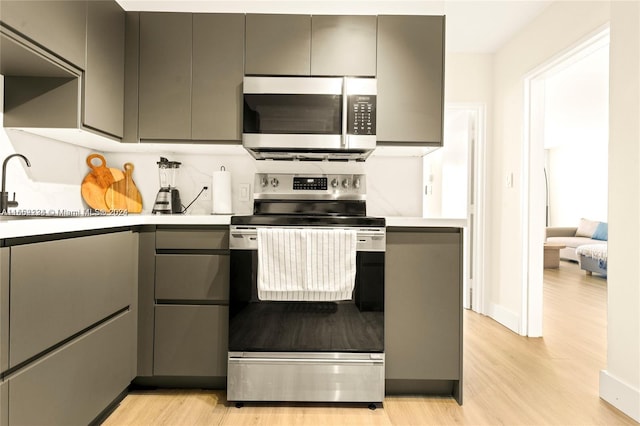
top-left (242, 76), bottom-right (376, 161)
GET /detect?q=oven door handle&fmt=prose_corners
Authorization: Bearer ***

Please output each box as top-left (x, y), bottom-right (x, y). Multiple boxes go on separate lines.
top-left (228, 357), bottom-right (384, 365)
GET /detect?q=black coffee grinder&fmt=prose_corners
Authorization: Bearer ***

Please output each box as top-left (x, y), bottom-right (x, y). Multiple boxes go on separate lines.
top-left (152, 157), bottom-right (182, 214)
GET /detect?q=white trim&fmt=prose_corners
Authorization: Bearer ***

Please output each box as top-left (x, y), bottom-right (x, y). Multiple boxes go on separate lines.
top-left (521, 25), bottom-right (610, 337)
top-left (435, 103), bottom-right (487, 314)
top-left (487, 303), bottom-right (520, 334)
top-left (599, 370), bottom-right (640, 422)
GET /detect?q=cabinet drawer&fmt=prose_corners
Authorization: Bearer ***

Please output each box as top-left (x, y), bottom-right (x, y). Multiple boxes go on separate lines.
top-left (8, 311), bottom-right (134, 426)
top-left (154, 305), bottom-right (228, 377)
top-left (155, 254), bottom-right (229, 301)
top-left (9, 232), bottom-right (135, 367)
top-left (156, 228), bottom-right (229, 250)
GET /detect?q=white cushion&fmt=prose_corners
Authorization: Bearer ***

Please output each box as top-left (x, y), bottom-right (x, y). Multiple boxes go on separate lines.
top-left (576, 218), bottom-right (599, 238)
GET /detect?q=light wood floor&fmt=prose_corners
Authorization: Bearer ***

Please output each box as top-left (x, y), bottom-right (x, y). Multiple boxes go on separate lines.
top-left (103, 262), bottom-right (637, 425)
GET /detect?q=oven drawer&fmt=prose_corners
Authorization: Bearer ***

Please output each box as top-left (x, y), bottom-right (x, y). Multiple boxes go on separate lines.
top-left (155, 254), bottom-right (229, 301)
top-left (228, 352), bottom-right (384, 403)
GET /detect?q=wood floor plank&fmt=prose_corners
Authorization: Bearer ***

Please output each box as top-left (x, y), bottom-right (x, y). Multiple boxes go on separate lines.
top-left (102, 261), bottom-right (637, 425)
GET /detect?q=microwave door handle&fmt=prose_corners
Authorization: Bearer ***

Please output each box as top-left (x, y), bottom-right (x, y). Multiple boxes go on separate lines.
top-left (342, 77), bottom-right (348, 148)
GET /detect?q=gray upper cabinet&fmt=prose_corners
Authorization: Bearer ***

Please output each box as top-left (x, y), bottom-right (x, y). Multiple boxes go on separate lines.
top-left (138, 12), bottom-right (245, 141)
top-left (192, 14), bottom-right (244, 141)
top-left (245, 14), bottom-right (311, 76)
top-left (377, 15), bottom-right (445, 145)
top-left (0, 0), bottom-right (87, 70)
top-left (1, 0), bottom-right (126, 140)
top-left (139, 12), bottom-right (192, 140)
top-left (85, 0), bottom-right (125, 138)
top-left (311, 15), bottom-right (377, 77)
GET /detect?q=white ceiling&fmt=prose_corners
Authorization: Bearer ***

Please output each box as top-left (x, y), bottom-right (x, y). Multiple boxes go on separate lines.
top-left (116, 0), bottom-right (553, 53)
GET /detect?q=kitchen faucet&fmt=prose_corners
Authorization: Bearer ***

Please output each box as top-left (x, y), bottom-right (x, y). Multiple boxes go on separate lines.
top-left (1, 153), bottom-right (31, 212)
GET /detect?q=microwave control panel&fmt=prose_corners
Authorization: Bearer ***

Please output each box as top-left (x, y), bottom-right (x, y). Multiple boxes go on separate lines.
top-left (347, 95), bottom-right (376, 135)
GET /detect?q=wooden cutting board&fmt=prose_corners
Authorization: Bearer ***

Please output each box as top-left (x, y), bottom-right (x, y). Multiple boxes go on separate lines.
top-left (105, 162), bottom-right (143, 213)
top-left (81, 154), bottom-right (124, 211)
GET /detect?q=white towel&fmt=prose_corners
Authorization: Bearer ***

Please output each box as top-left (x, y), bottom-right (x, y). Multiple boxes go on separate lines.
top-left (257, 228), bottom-right (357, 301)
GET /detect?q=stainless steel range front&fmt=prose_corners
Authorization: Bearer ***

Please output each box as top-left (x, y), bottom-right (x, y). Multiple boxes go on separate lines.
top-left (228, 173), bottom-right (385, 406)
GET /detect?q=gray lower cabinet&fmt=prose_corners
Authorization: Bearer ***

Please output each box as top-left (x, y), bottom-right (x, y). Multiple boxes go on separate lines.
top-left (0, 379), bottom-right (7, 426)
top-left (8, 311), bottom-right (134, 426)
top-left (245, 14), bottom-right (311, 76)
top-left (1, 230), bottom-right (137, 426)
top-left (385, 227), bottom-right (462, 404)
top-left (137, 226), bottom-right (229, 385)
top-left (9, 231), bottom-right (135, 367)
top-left (154, 305), bottom-right (228, 376)
top-left (377, 15), bottom-right (445, 145)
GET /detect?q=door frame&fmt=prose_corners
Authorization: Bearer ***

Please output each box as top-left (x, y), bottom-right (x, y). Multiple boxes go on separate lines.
top-left (439, 103), bottom-right (487, 313)
top-left (521, 26), bottom-right (610, 336)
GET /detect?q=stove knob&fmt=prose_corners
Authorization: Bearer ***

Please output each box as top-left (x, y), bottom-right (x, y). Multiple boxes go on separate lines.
top-left (271, 178), bottom-right (279, 188)
top-left (261, 177), bottom-right (268, 187)
top-left (353, 178), bottom-right (361, 189)
top-left (331, 178), bottom-right (339, 188)
top-left (342, 179), bottom-right (350, 189)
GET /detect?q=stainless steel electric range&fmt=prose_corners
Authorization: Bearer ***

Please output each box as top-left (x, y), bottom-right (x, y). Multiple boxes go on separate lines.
top-left (227, 173), bottom-right (385, 406)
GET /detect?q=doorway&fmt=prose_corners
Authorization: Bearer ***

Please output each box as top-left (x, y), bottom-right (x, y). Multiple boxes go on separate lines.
top-left (423, 103), bottom-right (486, 313)
top-left (522, 27), bottom-right (610, 336)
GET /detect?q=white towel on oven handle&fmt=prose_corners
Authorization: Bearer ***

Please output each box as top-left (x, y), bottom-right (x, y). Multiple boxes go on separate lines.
top-left (257, 228), bottom-right (357, 301)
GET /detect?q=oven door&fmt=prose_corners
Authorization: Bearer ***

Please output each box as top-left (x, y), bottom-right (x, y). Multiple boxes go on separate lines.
top-left (228, 227), bottom-right (385, 354)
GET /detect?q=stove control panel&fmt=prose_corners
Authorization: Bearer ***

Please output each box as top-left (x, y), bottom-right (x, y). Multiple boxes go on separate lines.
top-left (254, 173), bottom-right (366, 199)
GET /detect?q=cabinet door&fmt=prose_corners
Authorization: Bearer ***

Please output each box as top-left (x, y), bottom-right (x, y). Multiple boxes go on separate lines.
top-left (85, 0), bottom-right (125, 138)
top-left (311, 15), bottom-right (377, 77)
top-left (192, 14), bottom-right (244, 141)
top-left (9, 232), bottom-right (135, 367)
top-left (377, 16), bottom-right (444, 144)
top-left (245, 14), bottom-right (311, 76)
top-left (8, 311), bottom-right (134, 426)
top-left (139, 12), bottom-right (192, 140)
top-left (155, 254), bottom-right (230, 301)
top-left (0, 249), bottom-right (8, 375)
top-left (0, 380), bottom-right (6, 426)
top-left (0, 0), bottom-right (87, 70)
top-left (154, 305), bottom-right (228, 376)
top-left (385, 229), bottom-right (461, 381)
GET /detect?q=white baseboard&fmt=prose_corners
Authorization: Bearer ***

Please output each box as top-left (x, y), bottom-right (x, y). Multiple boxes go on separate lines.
top-left (488, 303), bottom-right (521, 335)
top-left (600, 370), bottom-right (640, 422)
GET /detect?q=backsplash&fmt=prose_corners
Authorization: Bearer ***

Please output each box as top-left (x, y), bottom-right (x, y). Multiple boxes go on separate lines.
top-left (1, 129), bottom-right (423, 217)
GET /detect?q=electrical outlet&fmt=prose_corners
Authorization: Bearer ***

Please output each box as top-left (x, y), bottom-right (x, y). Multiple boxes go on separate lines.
top-left (239, 183), bottom-right (251, 201)
top-left (199, 182), bottom-right (211, 201)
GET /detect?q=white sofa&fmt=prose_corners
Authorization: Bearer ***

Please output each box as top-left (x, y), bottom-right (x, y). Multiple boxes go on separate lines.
top-left (545, 218), bottom-right (607, 262)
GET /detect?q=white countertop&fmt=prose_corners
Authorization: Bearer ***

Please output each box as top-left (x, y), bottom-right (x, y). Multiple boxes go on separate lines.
top-left (0, 214), bottom-right (465, 240)
top-left (385, 217), bottom-right (468, 228)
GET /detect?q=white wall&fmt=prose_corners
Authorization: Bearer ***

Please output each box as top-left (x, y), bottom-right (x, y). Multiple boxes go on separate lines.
top-left (601, 1), bottom-right (640, 421)
top-left (545, 44), bottom-right (609, 226)
top-left (1, 128), bottom-right (425, 217)
top-left (487, 1), bottom-right (610, 332)
top-left (423, 53), bottom-right (493, 219)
